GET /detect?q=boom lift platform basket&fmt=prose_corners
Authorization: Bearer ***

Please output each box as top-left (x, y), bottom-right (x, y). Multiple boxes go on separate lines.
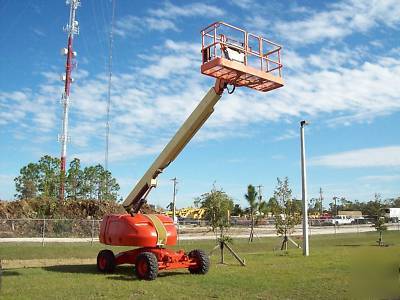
top-left (97, 22), bottom-right (284, 281)
top-left (201, 21), bottom-right (283, 92)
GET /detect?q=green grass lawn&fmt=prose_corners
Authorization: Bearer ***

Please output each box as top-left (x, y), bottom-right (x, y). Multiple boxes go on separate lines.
top-left (1, 232), bottom-right (399, 299)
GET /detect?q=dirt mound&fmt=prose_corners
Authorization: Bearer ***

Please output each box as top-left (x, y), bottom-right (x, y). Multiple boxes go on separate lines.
top-left (0, 198), bottom-right (155, 219)
top-left (0, 199), bottom-right (157, 238)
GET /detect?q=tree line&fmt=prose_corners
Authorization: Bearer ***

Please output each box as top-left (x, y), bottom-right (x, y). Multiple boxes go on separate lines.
top-left (232, 188), bottom-right (400, 218)
top-left (14, 155), bottom-right (120, 201)
top-left (321, 194), bottom-right (400, 217)
top-left (194, 177), bottom-right (399, 245)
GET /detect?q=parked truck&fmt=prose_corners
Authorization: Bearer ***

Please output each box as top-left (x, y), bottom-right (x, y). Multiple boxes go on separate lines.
top-left (328, 215), bottom-right (355, 225)
top-left (383, 208), bottom-right (400, 222)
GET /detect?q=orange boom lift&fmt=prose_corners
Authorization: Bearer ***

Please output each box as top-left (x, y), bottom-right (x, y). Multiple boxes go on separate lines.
top-left (97, 22), bottom-right (284, 280)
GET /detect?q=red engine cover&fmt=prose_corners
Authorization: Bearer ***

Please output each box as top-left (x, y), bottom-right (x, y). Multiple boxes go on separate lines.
top-left (99, 214), bottom-right (177, 247)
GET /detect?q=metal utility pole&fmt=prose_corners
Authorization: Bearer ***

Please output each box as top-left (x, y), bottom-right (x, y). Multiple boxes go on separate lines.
top-left (319, 187), bottom-right (323, 215)
top-left (59, 0), bottom-right (80, 200)
top-left (171, 177), bottom-right (178, 224)
top-left (333, 196), bottom-right (338, 216)
top-left (256, 185), bottom-right (263, 206)
top-left (300, 120), bottom-right (309, 256)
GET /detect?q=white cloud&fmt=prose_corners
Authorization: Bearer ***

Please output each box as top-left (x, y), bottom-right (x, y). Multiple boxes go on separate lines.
top-left (0, 85), bottom-right (59, 133)
top-left (359, 175), bottom-right (400, 182)
top-left (310, 146), bottom-right (400, 168)
top-left (274, 129), bottom-right (298, 141)
top-left (230, 0), bottom-right (254, 10)
top-left (74, 138), bottom-right (164, 164)
top-left (145, 18), bottom-right (178, 32)
top-left (41, 71), bottom-right (59, 83)
top-left (141, 56), bottom-right (193, 79)
top-left (149, 2), bottom-right (224, 19)
top-left (281, 49), bottom-right (306, 70)
top-left (114, 15), bottom-right (179, 36)
top-left (164, 39), bottom-right (198, 53)
top-left (32, 28), bottom-right (45, 37)
top-left (114, 16), bottom-right (141, 37)
top-left (275, 0), bottom-right (400, 45)
top-left (271, 154), bottom-right (285, 160)
top-left (245, 15), bottom-right (270, 32)
top-left (114, 2), bottom-right (224, 37)
top-left (3, 36), bottom-right (400, 166)
top-left (276, 47), bottom-right (400, 125)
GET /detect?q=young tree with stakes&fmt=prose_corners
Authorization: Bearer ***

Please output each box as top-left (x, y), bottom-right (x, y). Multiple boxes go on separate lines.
top-left (245, 184), bottom-right (268, 242)
top-left (273, 177), bottom-right (301, 251)
top-left (195, 186), bottom-right (245, 266)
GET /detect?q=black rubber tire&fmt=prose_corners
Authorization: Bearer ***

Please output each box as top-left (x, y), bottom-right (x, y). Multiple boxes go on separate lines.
top-left (135, 252), bottom-right (159, 280)
top-left (188, 249), bottom-right (209, 275)
top-left (97, 249), bottom-right (116, 273)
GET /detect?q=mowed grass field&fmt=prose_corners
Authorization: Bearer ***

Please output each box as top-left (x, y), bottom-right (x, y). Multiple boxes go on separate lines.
top-left (1, 232), bottom-right (399, 299)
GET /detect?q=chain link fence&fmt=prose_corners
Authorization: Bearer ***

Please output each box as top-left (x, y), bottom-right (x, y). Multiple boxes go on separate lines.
top-left (0, 218), bottom-right (399, 244)
top-left (0, 219), bottom-right (101, 241)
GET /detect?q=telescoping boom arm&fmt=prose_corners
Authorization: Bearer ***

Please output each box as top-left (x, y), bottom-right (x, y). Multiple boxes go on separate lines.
top-left (123, 79), bottom-right (227, 214)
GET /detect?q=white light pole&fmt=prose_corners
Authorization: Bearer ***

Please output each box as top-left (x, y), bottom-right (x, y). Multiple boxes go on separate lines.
top-left (300, 120), bottom-right (309, 256)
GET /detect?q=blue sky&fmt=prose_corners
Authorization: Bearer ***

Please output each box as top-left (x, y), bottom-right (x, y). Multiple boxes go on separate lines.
top-left (0, 0), bottom-right (399, 209)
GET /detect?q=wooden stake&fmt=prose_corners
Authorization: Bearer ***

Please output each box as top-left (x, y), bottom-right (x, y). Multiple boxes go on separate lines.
top-left (224, 241), bottom-right (246, 266)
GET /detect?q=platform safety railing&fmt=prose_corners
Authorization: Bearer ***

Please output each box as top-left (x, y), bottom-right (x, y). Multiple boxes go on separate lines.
top-left (201, 21), bottom-right (283, 77)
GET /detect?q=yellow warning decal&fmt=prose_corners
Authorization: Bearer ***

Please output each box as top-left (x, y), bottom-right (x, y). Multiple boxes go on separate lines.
top-left (144, 214), bottom-right (168, 246)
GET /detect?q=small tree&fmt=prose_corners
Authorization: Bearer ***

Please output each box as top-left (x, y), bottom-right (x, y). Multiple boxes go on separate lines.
top-left (340, 197), bottom-right (352, 210)
top-left (232, 204), bottom-right (243, 216)
top-left (66, 158), bottom-right (82, 200)
top-left (245, 185), bottom-right (267, 242)
top-left (308, 197), bottom-right (323, 215)
top-left (195, 187), bottom-right (234, 237)
top-left (245, 185), bottom-right (257, 242)
top-left (14, 156), bottom-right (60, 199)
top-left (266, 197), bottom-right (280, 216)
top-left (372, 193), bottom-right (387, 246)
top-left (273, 177), bottom-right (301, 251)
top-left (390, 197), bottom-right (400, 207)
top-left (38, 155), bottom-right (60, 198)
top-left (14, 163), bottom-right (40, 199)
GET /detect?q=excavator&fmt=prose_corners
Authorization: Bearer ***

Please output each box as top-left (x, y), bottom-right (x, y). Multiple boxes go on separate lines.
top-left (97, 21), bottom-right (284, 280)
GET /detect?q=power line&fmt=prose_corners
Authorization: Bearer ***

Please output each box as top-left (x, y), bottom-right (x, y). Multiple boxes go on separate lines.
top-left (104, 0), bottom-right (116, 190)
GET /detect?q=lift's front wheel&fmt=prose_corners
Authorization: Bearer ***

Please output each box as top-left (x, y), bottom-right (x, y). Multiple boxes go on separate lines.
top-left (97, 250), bottom-right (116, 273)
top-left (188, 249), bottom-right (209, 274)
top-left (135, 252), bottom-right (159, 280)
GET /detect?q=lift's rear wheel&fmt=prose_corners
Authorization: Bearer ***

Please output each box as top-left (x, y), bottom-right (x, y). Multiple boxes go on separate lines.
top-left (135, 252), bottom-right (158, 280)
top-left (97, 250), bottom-right (116, 273)
top-left (188, 249), bottom-right (209, 274)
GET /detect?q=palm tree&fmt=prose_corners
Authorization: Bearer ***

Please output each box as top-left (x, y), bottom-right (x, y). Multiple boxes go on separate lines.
top-left (245, 185), bottom-right (258, 242)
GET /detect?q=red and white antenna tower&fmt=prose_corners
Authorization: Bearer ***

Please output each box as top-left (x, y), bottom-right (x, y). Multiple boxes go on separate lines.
top-left (59, 0), bottom-right (80, 200)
